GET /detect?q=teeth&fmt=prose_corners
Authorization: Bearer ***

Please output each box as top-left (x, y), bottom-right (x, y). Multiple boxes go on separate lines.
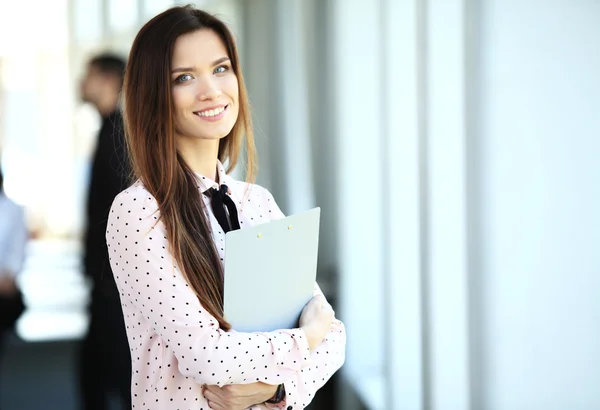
top-left (197, 106), bottom-right (226, 117)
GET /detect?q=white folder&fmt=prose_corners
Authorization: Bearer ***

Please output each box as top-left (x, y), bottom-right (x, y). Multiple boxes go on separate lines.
top-left (223, 207), bottom-right (321, 332)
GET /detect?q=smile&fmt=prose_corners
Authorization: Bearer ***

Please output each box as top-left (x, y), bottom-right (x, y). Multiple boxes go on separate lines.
top-left (194, 105), bottom-right (228, 121)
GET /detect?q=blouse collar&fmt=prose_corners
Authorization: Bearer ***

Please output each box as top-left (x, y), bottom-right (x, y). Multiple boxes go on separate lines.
top-left (195, 160), bottom-right (230, 194)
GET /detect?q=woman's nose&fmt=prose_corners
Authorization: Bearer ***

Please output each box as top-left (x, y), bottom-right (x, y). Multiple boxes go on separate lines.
top-left (197, 79), bottom-right (222, 101)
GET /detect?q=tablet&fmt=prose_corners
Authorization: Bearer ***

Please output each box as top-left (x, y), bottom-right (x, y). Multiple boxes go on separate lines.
top-left (223, 207), bottom-right (321, 332)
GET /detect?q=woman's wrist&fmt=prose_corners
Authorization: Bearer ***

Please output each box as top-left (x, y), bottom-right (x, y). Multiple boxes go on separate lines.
top-left (300, 325), bottom-right (323, 352)
top-left (300, 325), bottom-right (320, 352)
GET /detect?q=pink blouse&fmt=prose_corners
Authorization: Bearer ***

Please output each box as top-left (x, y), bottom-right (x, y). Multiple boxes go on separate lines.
top-left (106, 162), bottom-right (346, 410)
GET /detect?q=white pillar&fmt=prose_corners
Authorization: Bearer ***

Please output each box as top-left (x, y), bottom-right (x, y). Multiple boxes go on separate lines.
top-left (330, 0), bottom-right (387, 408)
top-left (383, 0), bottom-right (425, 408)
top-left (273, 0), bottom-right (316, 214)
top-left (424, 0), bottom-right (471, 409)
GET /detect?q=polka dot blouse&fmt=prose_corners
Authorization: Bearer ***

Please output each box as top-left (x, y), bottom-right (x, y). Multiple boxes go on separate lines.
top-left (106, 161), bottom-right (346, 410)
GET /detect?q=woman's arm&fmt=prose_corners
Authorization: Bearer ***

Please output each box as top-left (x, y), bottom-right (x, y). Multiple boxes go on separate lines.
top-left (262, 283), bottom-right (346, 410)
top-left (107, 186), bottom-right (312, 387)
top-left (251, 187), bottom-right (346, 409)
top-left (202, 283), bottom-right (345, 410)
top-left (204, 283), bottom-right (346, 410)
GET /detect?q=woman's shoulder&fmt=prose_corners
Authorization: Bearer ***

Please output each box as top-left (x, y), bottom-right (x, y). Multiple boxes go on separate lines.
top-left (111, 180), bottom-right (160, 216)
top-left (224, 177), bottom-right (284, 218)
top-left (0, 194), bottom-right (24, 219)
top-left (0, 193), bottom-right (18, 208)
top-left (226, 178), bottom-right (275, 202)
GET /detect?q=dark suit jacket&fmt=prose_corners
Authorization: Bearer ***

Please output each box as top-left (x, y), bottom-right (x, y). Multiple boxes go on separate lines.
top-left (84, 110), bottom-right (131, 297)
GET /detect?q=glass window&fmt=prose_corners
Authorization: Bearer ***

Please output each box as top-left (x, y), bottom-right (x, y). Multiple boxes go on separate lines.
top-left (143, 0), bottom-right (175, 19)
top-left (108, 0), bottom-right (139, 32)
top-left (73, 0), bottom-right (103, 44)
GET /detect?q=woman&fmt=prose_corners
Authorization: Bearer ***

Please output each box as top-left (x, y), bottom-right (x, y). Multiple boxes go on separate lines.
top-left (0, 165), bottom-right (27, 357)
top-left (106, 6), bottom-right (346, 410)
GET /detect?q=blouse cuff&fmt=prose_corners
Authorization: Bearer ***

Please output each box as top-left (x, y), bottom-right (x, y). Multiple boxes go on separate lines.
top-left (274, 328), bottom-right (311, 372)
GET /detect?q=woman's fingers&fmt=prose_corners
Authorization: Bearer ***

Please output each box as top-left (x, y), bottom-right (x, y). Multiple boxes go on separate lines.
top-left (207, 400), bottom-right (225, 410)
top-left (203, 387), bottom-right (225, 409)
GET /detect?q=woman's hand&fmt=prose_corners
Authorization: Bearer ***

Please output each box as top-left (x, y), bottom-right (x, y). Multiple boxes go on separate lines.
top-left (203, 382), bottom-right (278, 410)
top-left (299, 295), bottom-right (334, 351)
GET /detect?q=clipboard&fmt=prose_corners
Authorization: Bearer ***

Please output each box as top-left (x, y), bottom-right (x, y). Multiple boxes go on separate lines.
top-left (223, 207), bottom-right (321, 332)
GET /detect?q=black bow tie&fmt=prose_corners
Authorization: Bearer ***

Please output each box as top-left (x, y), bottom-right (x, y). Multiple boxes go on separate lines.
top-left (204, 184), bottom-right (241, 233)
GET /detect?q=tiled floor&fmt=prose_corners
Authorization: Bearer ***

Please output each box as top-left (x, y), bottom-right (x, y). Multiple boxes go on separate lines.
top-left (0, 335), bottom-right (82, 410)
top-left (0, 239), bottom-right (90, 409)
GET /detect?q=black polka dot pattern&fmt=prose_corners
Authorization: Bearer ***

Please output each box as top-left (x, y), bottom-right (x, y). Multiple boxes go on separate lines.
top-left (275, 284), bottom-right (346, 410)
top-left (106, 162), bottom-right (346, 409)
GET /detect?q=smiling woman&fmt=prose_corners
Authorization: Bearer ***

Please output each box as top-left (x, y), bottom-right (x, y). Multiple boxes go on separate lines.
top-left (109, 5), bottom-right (346, 410)
top-left (170, 30), bottom-right (240, 146)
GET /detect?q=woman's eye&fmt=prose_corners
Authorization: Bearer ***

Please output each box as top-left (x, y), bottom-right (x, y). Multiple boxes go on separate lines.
top-left (175, 74), bottom-right (193, 83)
top-left (214, 65), bottom-right (229, 74)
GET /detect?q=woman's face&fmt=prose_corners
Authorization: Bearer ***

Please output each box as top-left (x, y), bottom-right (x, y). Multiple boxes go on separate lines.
top-left (171, 29), bottom-right (239, 142)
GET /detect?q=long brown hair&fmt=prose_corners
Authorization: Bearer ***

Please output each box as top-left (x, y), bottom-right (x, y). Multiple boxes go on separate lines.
top-left (123, 5), bottom-right (257, 330)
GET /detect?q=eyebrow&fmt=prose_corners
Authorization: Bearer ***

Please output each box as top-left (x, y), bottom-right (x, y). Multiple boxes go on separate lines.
top-left (171, 57), bottom-right (231, 74)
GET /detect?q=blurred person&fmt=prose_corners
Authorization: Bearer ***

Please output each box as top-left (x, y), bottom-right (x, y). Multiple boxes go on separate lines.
top-left (79, 53), bottom-right (132, 410)
top-left (0, 164), bottom-right (27, 387)
top-left (106, 6), bottom-right (345, 410)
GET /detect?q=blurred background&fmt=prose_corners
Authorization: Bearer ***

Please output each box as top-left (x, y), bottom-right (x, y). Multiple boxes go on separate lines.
top-left (0, 0), bottom-right (599, 409)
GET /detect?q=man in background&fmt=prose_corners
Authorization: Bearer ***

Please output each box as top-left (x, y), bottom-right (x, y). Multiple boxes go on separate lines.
top-left (79, 53), bottom-right (132, 410)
